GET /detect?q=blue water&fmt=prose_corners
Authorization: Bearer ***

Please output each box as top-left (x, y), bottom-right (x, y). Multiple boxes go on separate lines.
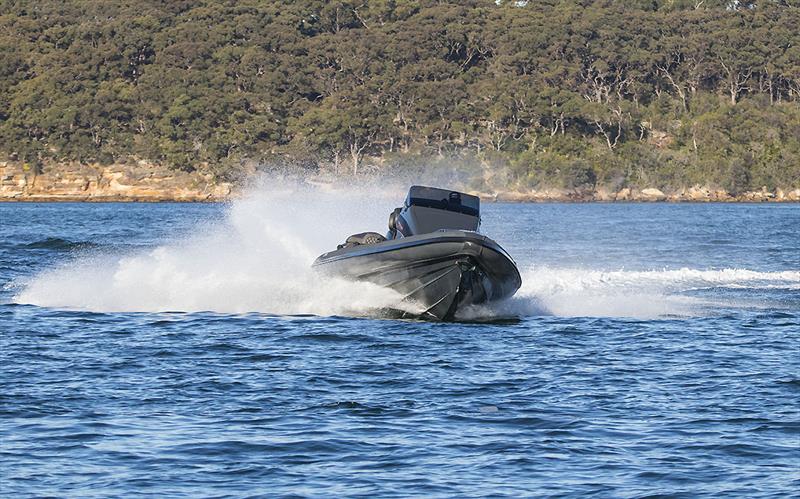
top-left (1, 193), bottom-right (799, 497)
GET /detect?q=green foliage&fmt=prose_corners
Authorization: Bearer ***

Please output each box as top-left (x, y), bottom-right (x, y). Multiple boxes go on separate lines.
top-left (1, 0), bottom-right (799, 191)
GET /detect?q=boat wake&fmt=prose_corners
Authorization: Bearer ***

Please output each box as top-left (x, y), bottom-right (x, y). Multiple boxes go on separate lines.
top-left (11, 182), bottom-right (800, 320)
top-left (459, 266), bottom-right (800, 320)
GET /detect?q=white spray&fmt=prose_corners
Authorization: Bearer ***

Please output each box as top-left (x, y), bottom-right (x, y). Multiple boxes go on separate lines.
top-left (13, 179), bottom-right (800, 319)
top-left (14, 180), bottom-right (420, 316)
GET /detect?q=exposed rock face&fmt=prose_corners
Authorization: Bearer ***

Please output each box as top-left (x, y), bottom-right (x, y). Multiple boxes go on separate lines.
top-left (494, 190), bottom-right (535, 202)
top-left (0, 161), bottom-right (232, 201)
top-left (639, 188), bottom-right (666, 201)
top-left (685, 185), bottom-right (711, 201)
top-left (1, 161), bottom-right (797, 203)
top-left (739, 187), bottom-right (775, 202)
top-left (474, 185), bottom-right (799, 203)
top-left (592, 188), bottom-right (615, 201)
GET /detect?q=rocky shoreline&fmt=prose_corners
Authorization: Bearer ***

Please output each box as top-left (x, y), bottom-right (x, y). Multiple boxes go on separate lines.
top-left (1, 161), bottom-right (232, 202)
top-left (480, 186), bottom-right (800, 203)
top-left (2, 161), bottom-right (798, 203)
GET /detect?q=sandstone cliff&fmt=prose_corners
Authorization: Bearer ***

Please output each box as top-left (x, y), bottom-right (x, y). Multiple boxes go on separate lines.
top-left (1, 161), bottom-right (232, 202)
top-left (1, 161), bottom-right (798, 203)
top-left (478, 185), bottom-right (800, 203)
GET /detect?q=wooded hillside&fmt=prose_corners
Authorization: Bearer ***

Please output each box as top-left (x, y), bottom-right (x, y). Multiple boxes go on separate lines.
top-left (2, 0), bottom-right (799, 193)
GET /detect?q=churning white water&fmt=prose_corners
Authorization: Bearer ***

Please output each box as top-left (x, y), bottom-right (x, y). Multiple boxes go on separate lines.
top-left (14, 181), bottom-right (418, 316)
top-left (511, 267), bottom-right (799, 318)
top-left (13, 180), bottom-right (800, 319)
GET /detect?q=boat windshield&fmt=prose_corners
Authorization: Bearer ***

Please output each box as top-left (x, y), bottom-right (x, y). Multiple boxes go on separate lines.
top-left (405, 186), bottom-right (479, 217)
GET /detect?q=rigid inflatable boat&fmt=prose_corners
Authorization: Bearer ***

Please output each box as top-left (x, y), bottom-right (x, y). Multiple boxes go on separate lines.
top-left (312, 186), bottom-right (522, 320)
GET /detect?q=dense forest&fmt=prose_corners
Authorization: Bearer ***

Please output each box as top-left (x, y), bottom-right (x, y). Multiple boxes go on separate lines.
top-left (1, 0), bottom-right (799, 193)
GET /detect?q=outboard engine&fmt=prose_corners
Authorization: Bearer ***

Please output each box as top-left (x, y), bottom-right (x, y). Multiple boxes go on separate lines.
top-left (390, 186), bottom-right (480, 238)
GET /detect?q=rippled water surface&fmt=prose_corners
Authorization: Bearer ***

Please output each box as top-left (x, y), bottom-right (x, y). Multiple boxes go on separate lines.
top-left (1, 193), bottom-right (799, 497)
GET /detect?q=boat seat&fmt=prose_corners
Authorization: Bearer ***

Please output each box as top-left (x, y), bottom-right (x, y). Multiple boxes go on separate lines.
top-left (337, 232), bottom-right (387, 249)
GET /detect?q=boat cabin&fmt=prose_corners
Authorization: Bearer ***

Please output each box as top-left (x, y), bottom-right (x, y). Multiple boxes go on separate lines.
top-left (389, 186), bottom-right (480, 238)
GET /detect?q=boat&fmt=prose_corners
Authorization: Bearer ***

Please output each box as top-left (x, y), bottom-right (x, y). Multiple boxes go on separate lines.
top-left (312, 186), bottom-right (522, 320)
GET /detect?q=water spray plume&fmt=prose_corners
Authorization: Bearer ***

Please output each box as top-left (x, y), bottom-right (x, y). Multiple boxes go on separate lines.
top-left (15, 179), bottom-right (413, 316)
top-left (13, 178), bottom-right (800, 319)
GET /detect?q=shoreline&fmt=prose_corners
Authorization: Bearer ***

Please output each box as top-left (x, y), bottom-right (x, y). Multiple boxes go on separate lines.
top-left (2, 161), bottom-right (798, 203)
top-left (3, 193), bottom-right (799, 204)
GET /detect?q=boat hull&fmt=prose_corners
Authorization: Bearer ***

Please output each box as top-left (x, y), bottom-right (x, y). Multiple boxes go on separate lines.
top-left (312, 231), bottom-right (522, 320)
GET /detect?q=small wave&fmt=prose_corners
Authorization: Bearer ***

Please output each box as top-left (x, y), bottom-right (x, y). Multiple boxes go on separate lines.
top-left (22, 237), bottom-right (98, 251)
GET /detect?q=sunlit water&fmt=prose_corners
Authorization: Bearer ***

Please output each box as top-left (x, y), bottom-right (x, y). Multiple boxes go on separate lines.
top-left (1, 190), bottom-right (798, 497)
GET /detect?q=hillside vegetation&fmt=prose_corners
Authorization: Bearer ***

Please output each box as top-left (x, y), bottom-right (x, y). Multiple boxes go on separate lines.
top-left (2, 0), bottom-right (799, 194)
